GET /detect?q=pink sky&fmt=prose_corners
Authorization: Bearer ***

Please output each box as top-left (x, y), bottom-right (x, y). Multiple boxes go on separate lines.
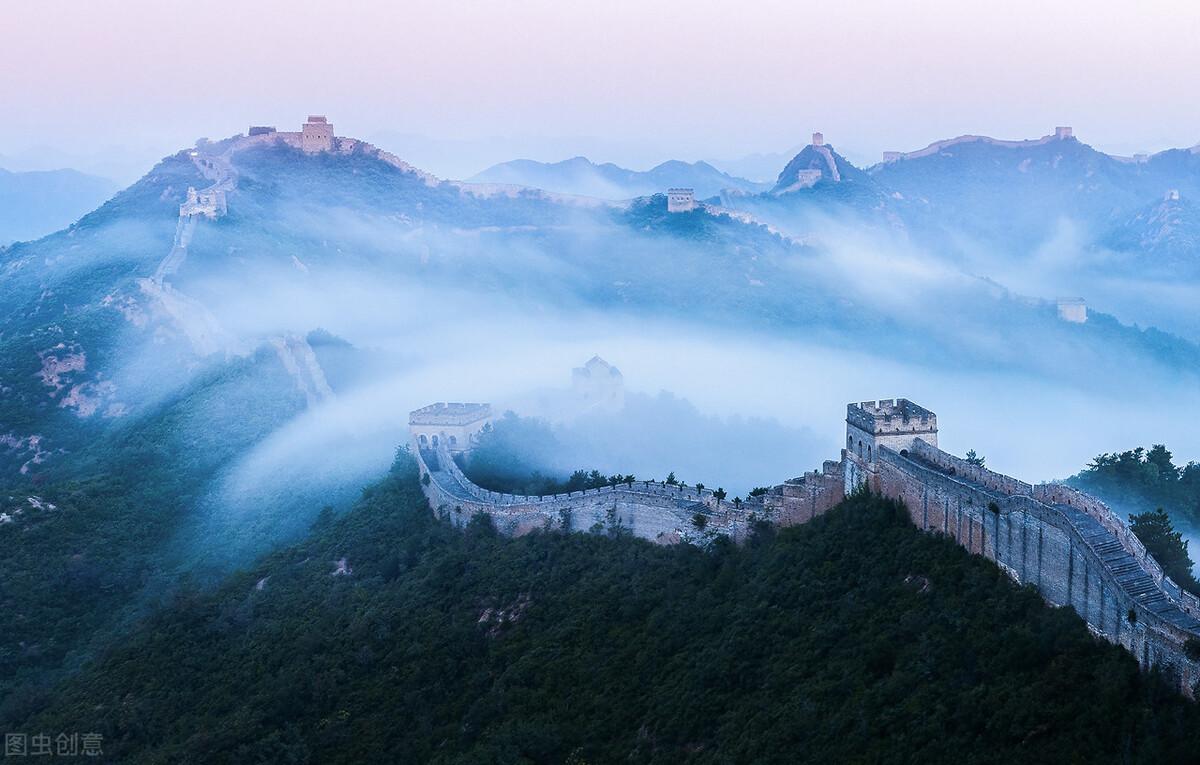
top-left (4, 0), bottom-right (1199, 178)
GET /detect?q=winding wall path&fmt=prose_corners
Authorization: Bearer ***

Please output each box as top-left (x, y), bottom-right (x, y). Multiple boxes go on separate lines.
top-left (415, 441), bottom-right (759, 544)
top-left (865, 439), bottom-right (1200, 694)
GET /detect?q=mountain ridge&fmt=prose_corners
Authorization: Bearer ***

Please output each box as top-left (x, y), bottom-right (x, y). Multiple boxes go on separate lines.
top-left (469, 155), bottom-right (769, 199)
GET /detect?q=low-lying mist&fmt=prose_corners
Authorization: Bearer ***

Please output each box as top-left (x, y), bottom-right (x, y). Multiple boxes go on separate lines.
top-left (127, 196), bottom-right (1200, 572)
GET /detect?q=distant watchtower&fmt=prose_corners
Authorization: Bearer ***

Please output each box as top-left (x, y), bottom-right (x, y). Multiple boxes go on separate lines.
top-left (667, 188), bottom-right (696, 213)
top-left (1055, 126), bottom-right (1074, 140)
top-left (301, 115), bottom-right (334, 153)
top-left (846, 399), bottom-right (938, 463)
top-left (1056, 297), bottom-right (1088, 323)
top-left (571, 355), bottom-right (625, 411)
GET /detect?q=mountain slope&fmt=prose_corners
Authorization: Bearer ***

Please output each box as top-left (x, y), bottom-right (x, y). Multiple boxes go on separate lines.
top-left (4, 129), bottom-right (1200, 718)
top-left (0, 166), bottom-right (118, 244)
top-left (1105, 192), bottom-right (1200, 276)
top-left (10, 461), bottom-right (1200, 764)
top-left (469, 155), bottom-right (769, 199)
top-left (864, 133), bottom-right (1200, 262)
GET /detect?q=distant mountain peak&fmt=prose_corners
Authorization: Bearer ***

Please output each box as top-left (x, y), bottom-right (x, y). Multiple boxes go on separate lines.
top-left (771, 139), bottom-right (867, 195)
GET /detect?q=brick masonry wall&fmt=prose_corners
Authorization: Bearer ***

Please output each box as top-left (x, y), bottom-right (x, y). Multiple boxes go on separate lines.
top-left (875, 444), bottom-right (1200, 696)
top-left (413, 443), bottom-right (762, 545)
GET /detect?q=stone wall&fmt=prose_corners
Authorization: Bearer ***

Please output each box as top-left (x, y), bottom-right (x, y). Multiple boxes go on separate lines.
top-left (408, 401), bottom-right (1200, 695)
top-left (873, 442), bottom-right (1200, 696)
top-left (413, 442), bottom-right (762, 545)
top-left (402, 381), bottom-right (1200, 697)
top-left (762, 460), bottom-right (845, 525)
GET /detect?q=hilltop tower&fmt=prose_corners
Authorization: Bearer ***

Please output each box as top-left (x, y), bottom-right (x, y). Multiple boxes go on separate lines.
top-left (1055, 126), bottom-right (1074, 140)
top-left (667, 188), bottom-right (696, 212)
top-left (845, 399), bottom-right (937, 464)
top-left (409, 402), bottom-right (492, 454)
top-left (1056, 297), bottom-right (1088, 323)
top-left (301, 115), bottom-right (334, 153)
top-left (812, 132), bottom-right (824, 147)
top-left (571, 356), bottom-right (625, 411)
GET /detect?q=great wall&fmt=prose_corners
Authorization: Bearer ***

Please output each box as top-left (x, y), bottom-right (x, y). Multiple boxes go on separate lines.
top-left (142, 114), bottom-right (1200, 695)
top-left (411, 397), bottom-right (1200, 696)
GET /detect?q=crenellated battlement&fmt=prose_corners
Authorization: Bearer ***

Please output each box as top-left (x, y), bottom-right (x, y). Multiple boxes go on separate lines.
top-left (847, 398), bottom-right (937, 433)
top-left (846, 398), bottom-right (938, 461)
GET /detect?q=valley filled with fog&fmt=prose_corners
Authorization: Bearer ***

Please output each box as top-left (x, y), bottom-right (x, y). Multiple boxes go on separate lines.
top-left (5, 132), bottom-right (1199, 568)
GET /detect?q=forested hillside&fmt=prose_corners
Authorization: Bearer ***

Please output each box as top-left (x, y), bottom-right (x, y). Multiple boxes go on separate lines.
top-left (1069, 445), bottom-right (1200, 525)
top-left (9, 452), bottom-right (1200, 764)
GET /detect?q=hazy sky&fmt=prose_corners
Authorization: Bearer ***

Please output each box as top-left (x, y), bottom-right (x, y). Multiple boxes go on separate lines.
top-left (4, 0), bottom-right (1199, 178)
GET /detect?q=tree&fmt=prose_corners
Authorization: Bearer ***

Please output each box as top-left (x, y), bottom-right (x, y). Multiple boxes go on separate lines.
top-left (695, 483), bottom-right (705, 494)
top-left (1146, 444), bottom-right (1179, 483)
top-left (665, 472), bottom-right (678, 486)
top-left (714, 487), bottom-right (727, 506)
top-left (1129, 508), bottom-right (1200, 594)
top-left (749, 486), bottom-right (768, 497)
top-left (691, 512), bottom-right (707, 530)
top-left (733, 497), bottom-right (742, 510)
top-left (965, 450), bottom-right (986, 468)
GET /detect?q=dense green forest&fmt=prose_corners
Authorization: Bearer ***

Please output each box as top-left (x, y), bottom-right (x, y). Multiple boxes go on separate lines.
top-left (9, 451), bottom-right (1200, 764)
top-left (1070, 445), bottom-right (1200, 523)
top-left (0, 349), bottom-right (306, 707)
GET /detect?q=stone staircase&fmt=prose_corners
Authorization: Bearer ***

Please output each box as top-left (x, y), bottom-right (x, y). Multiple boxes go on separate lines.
top-left (1058, 503), bottom-right (1200, 632)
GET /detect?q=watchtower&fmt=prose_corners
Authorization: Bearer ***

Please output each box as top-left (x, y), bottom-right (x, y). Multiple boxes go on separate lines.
top-left (301, 115), bottom-right (334, 153)
top-left (571, 355), bottom-right (625, 411)
top-left (1055, 126), bottom-right (1074, 140)
top-left (1056, 297), bottom-right (1088, 323)
top-left (845, 399), bottom-right (937, 463)
top-left (667, 188), bottom-right (696, 213)
top-left (409, 402), bottom-right (492, 454)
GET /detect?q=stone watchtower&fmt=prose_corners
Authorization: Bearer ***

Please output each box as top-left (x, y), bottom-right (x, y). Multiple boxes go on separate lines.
top-left (845, 399), bottom-right (937, 464)
top-left (301, 115), bottom-right (335, 153)
top-left (409, 402), bottom-right (492, 455)
top-left (667, 188), bottom-right (696, 213)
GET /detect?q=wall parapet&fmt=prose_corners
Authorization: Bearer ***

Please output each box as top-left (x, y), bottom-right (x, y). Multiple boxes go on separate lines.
top-left (906, 439), bottom-right (1033, 496)
top-left (414, 440), bottom-right (761, 544)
